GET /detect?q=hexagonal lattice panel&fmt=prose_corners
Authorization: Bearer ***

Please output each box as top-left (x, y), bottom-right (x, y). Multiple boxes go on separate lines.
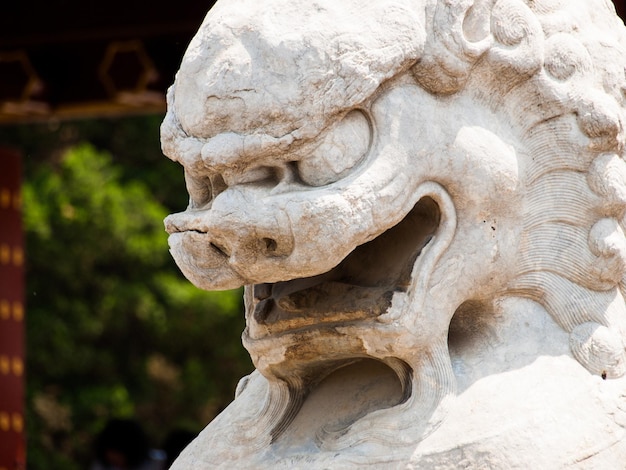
top-left (0, 51), bottom-right (42, 102)
top-left (98, 41), bottom-right (158, 97)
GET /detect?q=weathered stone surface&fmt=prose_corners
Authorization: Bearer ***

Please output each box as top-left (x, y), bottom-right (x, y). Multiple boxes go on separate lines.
top-left (162, 0), bottom-right (626, 467)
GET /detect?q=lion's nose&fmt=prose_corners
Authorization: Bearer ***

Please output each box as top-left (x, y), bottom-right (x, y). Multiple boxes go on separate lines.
top-left (165, 199), bottom-right (295, 282)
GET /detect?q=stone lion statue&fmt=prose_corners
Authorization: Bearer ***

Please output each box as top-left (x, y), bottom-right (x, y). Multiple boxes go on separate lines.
top-left (161, 0), bottom-right (626, 467)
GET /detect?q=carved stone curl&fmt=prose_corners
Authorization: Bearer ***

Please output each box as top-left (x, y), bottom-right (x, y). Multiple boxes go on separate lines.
top-left (162, 0), bottom-right (626, 467)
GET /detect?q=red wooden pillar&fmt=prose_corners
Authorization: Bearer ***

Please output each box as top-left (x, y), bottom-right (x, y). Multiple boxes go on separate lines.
top-left (0, 149), bottom-right (25, 470)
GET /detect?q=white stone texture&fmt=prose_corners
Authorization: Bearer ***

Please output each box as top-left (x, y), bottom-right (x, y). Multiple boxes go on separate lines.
top-left (161, 0), bottom-right (626, 467)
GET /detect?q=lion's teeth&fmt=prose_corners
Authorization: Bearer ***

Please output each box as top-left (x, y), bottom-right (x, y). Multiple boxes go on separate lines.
top-left (253, 283), bottom-right (272, 301)
top-left (252, 298), bottom-right (274, 324)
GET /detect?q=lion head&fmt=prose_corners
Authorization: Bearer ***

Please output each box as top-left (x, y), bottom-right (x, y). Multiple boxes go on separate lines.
top-left (162, 0), bottom-right (626, 465)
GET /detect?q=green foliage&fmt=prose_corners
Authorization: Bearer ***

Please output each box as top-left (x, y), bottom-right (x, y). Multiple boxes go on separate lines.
top-left (17, 125), bottom-right (253, 469)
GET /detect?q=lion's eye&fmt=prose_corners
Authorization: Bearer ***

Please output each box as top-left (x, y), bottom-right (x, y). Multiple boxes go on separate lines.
top-left (298, 110), bottom-right (371, 187)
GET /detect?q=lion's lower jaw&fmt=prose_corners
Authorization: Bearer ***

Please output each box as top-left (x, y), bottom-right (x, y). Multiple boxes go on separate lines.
top-left (199, 337), bottom-right (456, 464)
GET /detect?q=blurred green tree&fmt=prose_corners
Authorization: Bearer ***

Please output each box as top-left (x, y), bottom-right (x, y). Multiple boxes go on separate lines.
top-left (1, 118), bottom-right (252, 469)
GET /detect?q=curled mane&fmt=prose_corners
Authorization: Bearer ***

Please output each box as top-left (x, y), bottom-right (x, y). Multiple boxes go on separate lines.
top-left (415, 0), bottom-right (626, 377)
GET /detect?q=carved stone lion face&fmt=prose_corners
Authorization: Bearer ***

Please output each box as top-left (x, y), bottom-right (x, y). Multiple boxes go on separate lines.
top-left (162, 0), bottom-right (626, 463)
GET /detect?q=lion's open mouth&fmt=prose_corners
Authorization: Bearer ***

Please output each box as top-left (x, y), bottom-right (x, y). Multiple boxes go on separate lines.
top-left (247, 196), bottom-right (441, 338)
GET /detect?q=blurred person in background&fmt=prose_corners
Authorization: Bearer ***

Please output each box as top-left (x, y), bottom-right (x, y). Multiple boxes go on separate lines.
top-left (90, 419), bottom-right (164, 470)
